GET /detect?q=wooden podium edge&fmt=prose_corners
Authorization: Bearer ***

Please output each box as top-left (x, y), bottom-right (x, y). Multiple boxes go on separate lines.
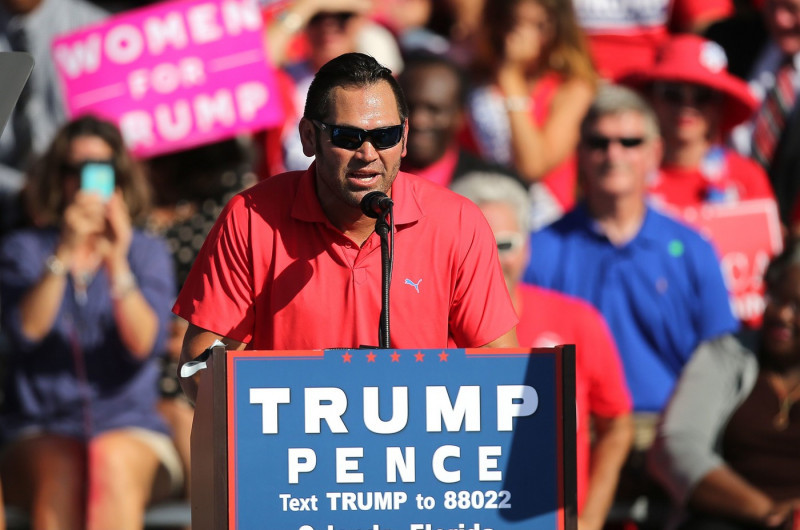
top-left (190, 344), bottom-right (228, 529)
top-left (561, 344), bottom-right (578, 530)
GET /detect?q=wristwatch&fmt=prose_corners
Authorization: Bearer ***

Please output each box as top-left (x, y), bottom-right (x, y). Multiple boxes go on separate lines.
top-left (44, 255), bottom-right (68, 276)
top-left (111, 271), bottom-right (138, 299)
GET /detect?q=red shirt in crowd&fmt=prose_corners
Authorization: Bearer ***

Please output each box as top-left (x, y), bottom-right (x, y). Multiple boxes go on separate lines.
top-left (648, 147), bottom-right (775, 213)
top-left (514, 284), bottom-right (632, 512)
top-left (174, 165), bottom-right (518, 349)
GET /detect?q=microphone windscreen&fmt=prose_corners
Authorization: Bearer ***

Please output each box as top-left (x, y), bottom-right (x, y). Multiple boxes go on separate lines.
top-left (361, 191), bottom-right (389, 218)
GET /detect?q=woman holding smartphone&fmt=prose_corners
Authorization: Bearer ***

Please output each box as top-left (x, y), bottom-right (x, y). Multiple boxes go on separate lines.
top-left (0, 116), bottom-right (181, 529)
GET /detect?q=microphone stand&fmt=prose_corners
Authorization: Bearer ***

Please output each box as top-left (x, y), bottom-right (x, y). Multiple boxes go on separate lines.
top-left (375, 207), bottom-right (393, 349)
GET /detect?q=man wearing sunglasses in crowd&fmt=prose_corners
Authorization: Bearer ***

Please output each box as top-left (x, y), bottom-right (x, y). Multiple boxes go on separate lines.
top-left (174, 53), bottom-right (519, 402)
top-left (523, 83), bottom-right (737, 420)
top-left (522, 83), bottom-right (739, 520)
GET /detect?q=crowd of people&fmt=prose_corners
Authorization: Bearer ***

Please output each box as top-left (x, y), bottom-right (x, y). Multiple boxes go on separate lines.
top-left (1, 0), bottom-right (799, 528)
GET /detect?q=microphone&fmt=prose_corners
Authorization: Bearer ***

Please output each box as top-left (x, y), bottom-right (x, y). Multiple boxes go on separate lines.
top-left (360, 191), bottom-right (394, 218)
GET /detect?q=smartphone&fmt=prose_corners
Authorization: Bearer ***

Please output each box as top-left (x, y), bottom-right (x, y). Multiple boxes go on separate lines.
top-left (80, 162), bottom-right (115, 202)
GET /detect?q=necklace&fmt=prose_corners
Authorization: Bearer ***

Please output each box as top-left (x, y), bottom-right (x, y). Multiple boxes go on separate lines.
top-left (767, 372), bottom-right (800, 431)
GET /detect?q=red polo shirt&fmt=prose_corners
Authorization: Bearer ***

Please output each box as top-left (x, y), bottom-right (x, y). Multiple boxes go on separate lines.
top-left (173, 165), bottom-right (517, 349)
top-left (515, 284), bottom-right (632, 513)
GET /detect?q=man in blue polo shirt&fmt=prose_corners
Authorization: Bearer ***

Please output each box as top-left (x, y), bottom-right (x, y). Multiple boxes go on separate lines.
top-left (523, 84), bottom-right (738, 415)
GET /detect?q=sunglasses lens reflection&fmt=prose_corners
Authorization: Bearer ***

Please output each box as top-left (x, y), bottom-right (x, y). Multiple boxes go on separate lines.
top-left (585, 135), bottom-right (645, 150)
top-left (328, 124), bottom-right (403, 150)
top-left (661, 85), bottom-right (716, 106)
top-left (495, 232), bottom-right (524, 254)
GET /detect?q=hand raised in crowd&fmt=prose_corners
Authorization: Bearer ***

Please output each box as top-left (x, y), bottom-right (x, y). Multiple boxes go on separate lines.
top-left (266, 0), bottom-right (373, 66)
top-left (59, 190), bottom-right (107, 256)
top-left (99, 190), bottom-right (133, 273)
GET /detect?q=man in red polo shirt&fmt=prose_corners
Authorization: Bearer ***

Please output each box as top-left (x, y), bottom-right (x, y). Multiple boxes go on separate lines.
top-left (174, 53), bottom-right (519, 401)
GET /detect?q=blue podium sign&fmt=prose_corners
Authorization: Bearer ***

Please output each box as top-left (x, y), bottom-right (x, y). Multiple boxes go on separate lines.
top-left (218, 347), bottom-right (576, 530)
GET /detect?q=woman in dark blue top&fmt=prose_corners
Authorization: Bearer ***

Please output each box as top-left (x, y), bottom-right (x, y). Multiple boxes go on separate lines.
top-left (0, 116), bottom-right (178, 529)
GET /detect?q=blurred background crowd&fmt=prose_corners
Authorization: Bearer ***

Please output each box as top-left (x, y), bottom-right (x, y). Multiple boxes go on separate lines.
top-left (0, 0), bottom-right (799, 528)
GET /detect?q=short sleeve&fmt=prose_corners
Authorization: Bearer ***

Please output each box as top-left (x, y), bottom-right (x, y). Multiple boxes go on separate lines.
top-left (0, 232), bottom-right (51, 351)
top-left (648, 336), bottom-right (753, 505)
top-left (172, 194), bottom-right (258, 343)
top-left (448, 202), bottom-right (518, 347)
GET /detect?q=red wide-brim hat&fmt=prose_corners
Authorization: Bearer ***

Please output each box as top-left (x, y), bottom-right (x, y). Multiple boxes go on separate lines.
top-left (619, 35), bottom-right (758, 133)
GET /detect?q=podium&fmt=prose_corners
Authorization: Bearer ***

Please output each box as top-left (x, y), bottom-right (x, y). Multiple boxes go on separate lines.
top-left (191, 345), bottom-right (577, 530)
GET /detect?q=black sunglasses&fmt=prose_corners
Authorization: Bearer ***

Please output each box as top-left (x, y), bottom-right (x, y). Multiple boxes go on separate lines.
top-left (656, 83), bottom-right (717, 107)
top-left (584, 135), bottom-right (646, 150)
top-left (495, 232), bottom-right (525, 254)
top-left (60, 159), bottom-right (115, 177)
top-left (312, 120), bottom-right (404, 150)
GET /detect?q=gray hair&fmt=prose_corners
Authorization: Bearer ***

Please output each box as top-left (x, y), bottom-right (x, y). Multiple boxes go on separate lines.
top-left (450, 172), bottom-right (531, 233)
top-left (581, 83), bottom-right (661, 141)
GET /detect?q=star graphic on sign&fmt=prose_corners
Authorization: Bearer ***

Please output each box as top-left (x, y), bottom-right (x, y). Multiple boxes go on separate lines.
top-left (342, 352), bottom-right (352, 363)
top-left (390, 351), bottom-right (401, 362)
top-left (439, 351), bottom-right (449, 362)
top-left (415, 351), bottom-right (425, 362)
top-left (366, 351), bottom-right (377, 363)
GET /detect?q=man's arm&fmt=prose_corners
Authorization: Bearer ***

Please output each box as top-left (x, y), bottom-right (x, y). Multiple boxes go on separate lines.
top-left (481, 327), bottom-right (519, 348)
top-left (178, 323), bottom-right (247, 403)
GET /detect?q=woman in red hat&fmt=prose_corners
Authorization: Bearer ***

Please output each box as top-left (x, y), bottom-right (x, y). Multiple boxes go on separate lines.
top-left (622, 34), bottom-right (775, 213)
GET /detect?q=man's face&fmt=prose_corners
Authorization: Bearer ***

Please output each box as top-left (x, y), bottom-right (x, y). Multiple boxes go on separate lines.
top-left (579, 111), bottom-right (661, 201)
top-left (300, 81), bottom-right (407, 219)
top-left (766, 0), bottom-right (800, 56)
top-left (651, 82), bottom-right (721, 146)
top-left (401, 64), bottom-right (463, 169)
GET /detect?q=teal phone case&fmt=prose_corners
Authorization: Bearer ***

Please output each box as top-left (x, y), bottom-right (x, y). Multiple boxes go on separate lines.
top-left (81, 163), bottom-right (115, 201)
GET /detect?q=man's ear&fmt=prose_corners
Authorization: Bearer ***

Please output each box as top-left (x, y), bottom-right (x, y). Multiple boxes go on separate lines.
top-left (400, 118), bottom-right (408, 158)
top-left (299, 118), bottom-right (317, 157)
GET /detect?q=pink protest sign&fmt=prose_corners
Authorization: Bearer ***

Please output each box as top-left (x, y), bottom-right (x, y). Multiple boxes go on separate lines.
top-left (52, 0), bottom-right (285, 158)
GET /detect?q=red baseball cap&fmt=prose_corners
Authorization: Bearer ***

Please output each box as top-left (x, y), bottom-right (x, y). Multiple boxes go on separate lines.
top-left (620, 34), bottom-right (758, 132)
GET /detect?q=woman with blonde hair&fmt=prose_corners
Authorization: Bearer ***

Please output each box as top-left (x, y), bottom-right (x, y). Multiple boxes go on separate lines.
top-left (465, 0), bottom-right (596, 229)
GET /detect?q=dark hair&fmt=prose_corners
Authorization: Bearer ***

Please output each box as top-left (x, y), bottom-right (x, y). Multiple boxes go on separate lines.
top-left (399, 50), bottom-right (469, 107)
top-left (23, 115), bottom-right (152, 227)
top-left (764, 239), bottom-right (800, 292)
top-left (303, 53), bottom-right (408, 122)
top-left (474, 0), bottom-right (596, 85)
